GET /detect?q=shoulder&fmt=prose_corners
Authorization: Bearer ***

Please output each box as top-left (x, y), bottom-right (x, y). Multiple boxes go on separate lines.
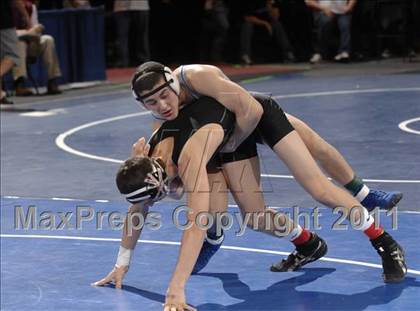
top-left (174, 64), bottom-right (221, 82)
top-left (148, 122), bottom-right (175, 151)
top-left (148, 128), bottom-right (175, 158)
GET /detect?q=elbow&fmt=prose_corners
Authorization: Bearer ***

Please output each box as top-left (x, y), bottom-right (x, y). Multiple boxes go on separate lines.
top-left (257, 104), bottom-right (263, 118)
top-left (252, 104), bottom-right (264, 124)
top-left (238, 101), bottom-right (263, 124)
top-left (237, 105), bottom-right (262, 127)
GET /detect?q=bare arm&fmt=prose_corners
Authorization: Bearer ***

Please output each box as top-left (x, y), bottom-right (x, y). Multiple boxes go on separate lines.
top-left (164, 123), bottom-right (225, 309)
top-left (345, 0), bottom-right (357, 13)
top-left (92, 138), bottom-right (153, 288)
top-left (120, 203), bottom-right (149, 249)
top-left (91, 202), bottom-right (149, 288)
top-left (186, 65), bottom-right (263, 151)
top-left (304, 0), bottom-right (324, 11)
top-left (305, 0), bottom-right (356, 14)
top-left (244, 15), bottom-right (269, 27)
top-left (243, 15), bottom-right (273, 35)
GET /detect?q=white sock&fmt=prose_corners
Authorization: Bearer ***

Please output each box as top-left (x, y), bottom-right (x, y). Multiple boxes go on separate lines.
top-left (355, 185), bottom-right (370, 202)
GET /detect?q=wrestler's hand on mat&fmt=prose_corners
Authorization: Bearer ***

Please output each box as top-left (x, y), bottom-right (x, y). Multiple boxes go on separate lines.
top-left (163, 287), bottom-right (196, 311)
top-left (131, 137), bottom-right (151, 157)
top-left (91, 265), bottom-right (129, 289)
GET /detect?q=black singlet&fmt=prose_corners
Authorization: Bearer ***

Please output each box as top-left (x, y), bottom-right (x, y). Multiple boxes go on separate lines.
top-left (220, 93), bottom-right (295, 163)
top-left (148, 96), bottom-right (235, 168)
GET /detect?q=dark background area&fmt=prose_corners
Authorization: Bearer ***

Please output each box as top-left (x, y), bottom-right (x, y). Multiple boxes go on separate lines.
top-left (87, 0), bottom-right (420, 66)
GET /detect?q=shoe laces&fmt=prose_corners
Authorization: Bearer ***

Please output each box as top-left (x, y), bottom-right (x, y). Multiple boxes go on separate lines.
top-left (370, 189), bottom-right (388, 198)
top-left (280, 251), bottom-right (304, 270)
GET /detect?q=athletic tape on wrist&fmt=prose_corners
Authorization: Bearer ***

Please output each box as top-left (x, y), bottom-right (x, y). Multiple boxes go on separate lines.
top-left (116, 246), bottom-right (133, 268)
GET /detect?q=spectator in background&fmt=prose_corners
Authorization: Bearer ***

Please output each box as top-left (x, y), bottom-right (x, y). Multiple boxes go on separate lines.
top-left (113, 0), bottom-right (150, 67)
top-left (274, 0), bottom-right (314, 62)
top-left (240, 0), bottom-right (295, 65)
top-left (1, 0), bottom-right (28, 105)
top-left (199, 0), bottom-right (229, 63)
top-left (375, 0), bottom-right (417, 59)
top-left (37, 0), bottom-right (63, 10)
top-left (63, 0), bottom-right (91, 8)
top-left (12, 0), bottom-right (62, 96)
top-left (306, 0), bottom-right (357, 63)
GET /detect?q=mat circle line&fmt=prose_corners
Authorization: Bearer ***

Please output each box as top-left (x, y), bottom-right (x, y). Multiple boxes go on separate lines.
top-left (1, 233), bottom-right (419, 276)
top-left (55, 88), bottom-right (420, 183)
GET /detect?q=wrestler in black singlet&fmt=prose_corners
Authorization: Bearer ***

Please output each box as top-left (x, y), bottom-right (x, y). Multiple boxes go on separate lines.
top-left (148, 92), bottom-right (294, 171)
top-left (220, 93), bottom-right (295, 163)
top-left (148, 96), bottom-right (235, 170)
top-left (178, 66), bottom-right (294, 164)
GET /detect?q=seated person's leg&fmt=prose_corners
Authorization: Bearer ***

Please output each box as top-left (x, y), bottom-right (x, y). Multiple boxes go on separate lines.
top-left (12, 40), bottom-right (33, 96)
top-left (0, 28), bottom-right (20, 104)
top-left (0, 58), bottom-right (15, 104)
top-left (38, 35), bottom-right (62, 94)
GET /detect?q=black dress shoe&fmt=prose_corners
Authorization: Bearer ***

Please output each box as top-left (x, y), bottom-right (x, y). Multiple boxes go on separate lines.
top-left (14, 77), bottom-right (34, 96)
top-left (0, 96), bottom-right (14, 105)
top-left (47, 79), bottom-right (62, 95)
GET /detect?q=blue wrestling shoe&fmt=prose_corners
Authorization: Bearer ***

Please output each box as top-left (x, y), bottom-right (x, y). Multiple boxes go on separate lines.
top-left (192, 232), bottom-right (224, 274)
top-left (361, 190), bottom-right (403, 211)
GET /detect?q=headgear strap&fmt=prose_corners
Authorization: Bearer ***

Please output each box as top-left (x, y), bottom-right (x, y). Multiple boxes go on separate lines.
top-left (124, 158), bottom-right (169, 203)
top-left (131, 66), bottom-right (180, 104)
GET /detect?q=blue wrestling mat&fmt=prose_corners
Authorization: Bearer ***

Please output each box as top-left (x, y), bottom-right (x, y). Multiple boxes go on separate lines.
top-left (1, 72), bottom-right (420, 310)
top-left (1, 198), bottom-right (420, 310)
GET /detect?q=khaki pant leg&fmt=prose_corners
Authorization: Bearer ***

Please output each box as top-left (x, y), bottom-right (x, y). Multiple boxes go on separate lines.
top-left (38, 35), bottom-right (61, 80)
top-left (11, 40), bottom-right (28, 80)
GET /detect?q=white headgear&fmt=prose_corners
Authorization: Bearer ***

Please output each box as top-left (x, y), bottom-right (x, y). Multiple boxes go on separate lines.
top-left (131, 66), bottom-right (180, 103)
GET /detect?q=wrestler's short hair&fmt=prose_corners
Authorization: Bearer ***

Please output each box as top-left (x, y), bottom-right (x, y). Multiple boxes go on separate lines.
top-left (131, 61), bottom-right (165, 96)
top-left (116, 157), bottom-right (152, 195)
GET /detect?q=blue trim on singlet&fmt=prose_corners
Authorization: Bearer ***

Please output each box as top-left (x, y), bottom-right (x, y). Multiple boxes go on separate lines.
top-left (179, 66), bottom-right (201, 100)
